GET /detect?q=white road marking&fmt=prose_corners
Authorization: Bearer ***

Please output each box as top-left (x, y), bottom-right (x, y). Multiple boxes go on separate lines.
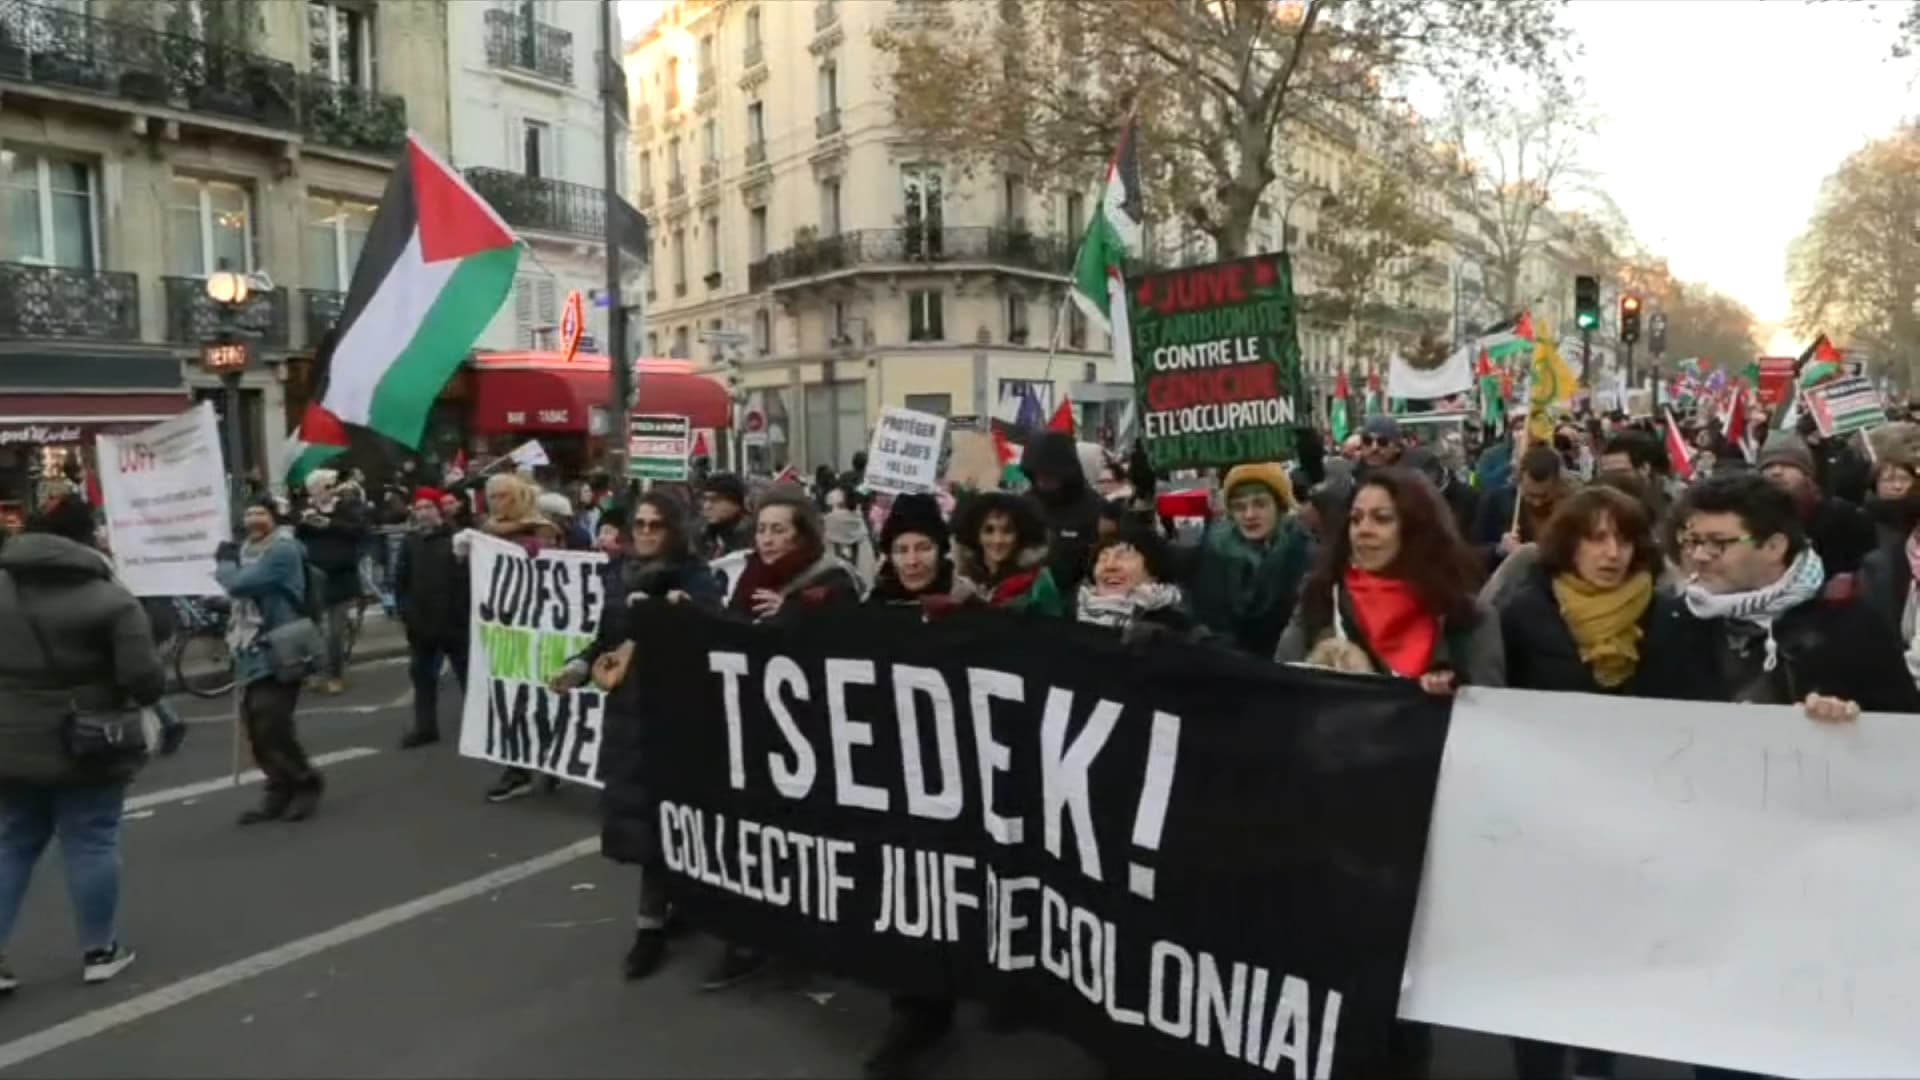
top-left (178, 704), bottom-right (396, 725)
top-left (0, 838), bottom-right (596, 1073)
top-left (124, 748), bottom-right (381, 812)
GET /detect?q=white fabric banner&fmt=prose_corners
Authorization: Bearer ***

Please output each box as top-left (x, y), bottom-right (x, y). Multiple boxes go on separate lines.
top-left (1388, 345), bottom-right (1474, 401)
top-left (95, 402), bottom-right (230, 597)
top-left (459, 533), bottom-right (610, 786)
top-left (1403, 687), bottom-right (1920, 1078)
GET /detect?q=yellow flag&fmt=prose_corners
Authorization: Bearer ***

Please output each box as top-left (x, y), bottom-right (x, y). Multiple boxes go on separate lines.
top-left (1527, 322), bottom-right (1576, 441)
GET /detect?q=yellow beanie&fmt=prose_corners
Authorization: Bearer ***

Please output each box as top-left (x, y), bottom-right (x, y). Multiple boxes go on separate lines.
top-left (1222, 463), bottom-right (1294, 509)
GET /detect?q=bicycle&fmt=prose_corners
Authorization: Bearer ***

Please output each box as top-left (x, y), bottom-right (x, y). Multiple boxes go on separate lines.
top-left (168, 596), bottom-right (235, 699)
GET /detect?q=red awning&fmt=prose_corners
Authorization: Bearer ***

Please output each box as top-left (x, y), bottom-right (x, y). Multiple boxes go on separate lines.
top-left (466, 353), bottom-right (731, 434)
top-left (0, 393), bottom-right (193, 443)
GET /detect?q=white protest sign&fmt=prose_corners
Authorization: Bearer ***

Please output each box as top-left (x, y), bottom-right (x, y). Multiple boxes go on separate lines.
top-left (861, 406), bottom-right (946, 495)
top-left (1402, 687), bottom-right (1920, 1079)
top-left (459, 533), bottom-right (609, 786)
top-left (95, 403), bottom-right (230, 597)
top-left (708, 549), bottom-right (749, 606)
top-left (507, 439), bottom-right (549, 468)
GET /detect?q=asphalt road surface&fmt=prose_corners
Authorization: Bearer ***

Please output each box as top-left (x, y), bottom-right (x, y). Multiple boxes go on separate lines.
top-left (0, 658), bottom-right (1703, 1079)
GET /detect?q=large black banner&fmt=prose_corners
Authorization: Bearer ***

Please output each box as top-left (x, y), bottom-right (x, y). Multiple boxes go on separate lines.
top-left (628, 606), bottom-right (1450, 1078)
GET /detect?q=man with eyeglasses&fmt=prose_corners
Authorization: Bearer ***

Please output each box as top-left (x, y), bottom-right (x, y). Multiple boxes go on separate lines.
top-left (1668, 472), bottom-right (1917, 718)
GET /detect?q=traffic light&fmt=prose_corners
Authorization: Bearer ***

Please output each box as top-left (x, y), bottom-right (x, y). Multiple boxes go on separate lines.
top-left (1649, 312), bottom-right (1668, 356)
top-left (1619, 294), bottom-right (1642, 345)
top-left (1574, 275), bottom-right (1600, 331)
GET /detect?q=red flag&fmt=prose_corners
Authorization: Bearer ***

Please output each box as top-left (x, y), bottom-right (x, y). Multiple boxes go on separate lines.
top-left (1664, 410), bottom-right (1694, 481)
top-left (1514, 311), bottom-right (1536, 342)
top-left (773, 464), bottom-right (802, 486)
top-left (1814, 336), bottom-right (1843, 365)
top-left (451, 448), bottom-right (467, 473)
top-left (991, 426), bottom-right (1020, 466)
top-left (1719, 384), bottom-right (1752, 463)
top-left (1047, 398), bottom-right (1075, 434)
top-left (1334, 370), bottom-right (1351, 398)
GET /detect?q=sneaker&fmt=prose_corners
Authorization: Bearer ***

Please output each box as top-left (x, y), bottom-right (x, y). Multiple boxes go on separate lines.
top-left (622, 929), bottom-right (667, 981)
top-left (282, 783), bottom-right (322, 823)
top-left (699, 946), bottom-right (769, 992)
top-left (81, 943), bottom-right (135, 984)
top-left (398, 729), bottom-right (439, 750)
top-left (485, 775), bottom-right (534, 803)
top-left (863, 1006), bottom-right (953, 1080)
top-left (0, 957), bottom-right (16, 994)
top-left (237, 791), bottom-right (291, 826)
top-left (323, 677), bottom-right (345, 695)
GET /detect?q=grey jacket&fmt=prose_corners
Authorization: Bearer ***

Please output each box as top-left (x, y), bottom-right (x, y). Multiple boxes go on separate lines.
top-left (0, 533), bottom-right (165, 785)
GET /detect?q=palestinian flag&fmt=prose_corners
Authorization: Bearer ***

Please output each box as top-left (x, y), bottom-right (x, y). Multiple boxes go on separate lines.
top-left (1797, 334), bottom-right (1845, 389)
top-left (313, 133), bottom-right (520, 452)
top-left (1664, 409), bottom-right (1695, 481)
top-left (1476, 351), bottom-right (1505, 431)
top-left (1330, 370), bottom-right (1351, 444)
top-left (285, 402), bottom-right (349, 487)
top-left (1068, 114), bottom-right (1143, 366)
top-left (1719, 383), bottom-right (1753, 463)
top-left (1047, 398), bottom-right (1076, 435)
top-left (1363, 369), bottom-right (1384, 416)
top-left (991, 427), bottom-right (1023, 488)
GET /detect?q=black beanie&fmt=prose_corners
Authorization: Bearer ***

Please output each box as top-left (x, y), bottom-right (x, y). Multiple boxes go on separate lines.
top-left (702, 472), bottom-right (747, 506)
top-left (879, 492), bottom-right (949, 553)
top-left (26, 496), bottom-right (96, 544)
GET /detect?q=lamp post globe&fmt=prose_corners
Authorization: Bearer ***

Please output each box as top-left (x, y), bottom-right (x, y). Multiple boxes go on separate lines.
top-left (205, 270), bottom-right (250, 306)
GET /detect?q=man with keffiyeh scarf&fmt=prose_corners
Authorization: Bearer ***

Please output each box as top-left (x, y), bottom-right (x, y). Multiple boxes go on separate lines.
top-left (1664, 473), bottom-right (1918, 718)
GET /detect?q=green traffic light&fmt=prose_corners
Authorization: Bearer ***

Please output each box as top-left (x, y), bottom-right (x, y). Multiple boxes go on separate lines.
top-left (1577, 313), bottom-right (1597, 329)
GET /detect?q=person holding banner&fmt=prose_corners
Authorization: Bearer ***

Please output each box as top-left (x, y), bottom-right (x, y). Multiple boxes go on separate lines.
top-left (864, 493), bottom-right (951, 608)
top-left (948, 493), bottom-right (1067, 615)
top-left (697, 474), bottom-right (754, 562)
top-left (1669, 472), bottom-right (1918, 716)
top-left (1183, 463), bottom-right (1309, 657)
top-left (549, 492), bottom-right (719, 982)
top-left (216, 498), bottom-right (326, 825)
top-left (1276, 468), bottom-right (1504, 694)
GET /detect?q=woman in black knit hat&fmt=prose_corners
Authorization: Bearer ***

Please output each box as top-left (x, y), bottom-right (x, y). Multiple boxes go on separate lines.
top-left (865, 492), bottom-right (952, 607)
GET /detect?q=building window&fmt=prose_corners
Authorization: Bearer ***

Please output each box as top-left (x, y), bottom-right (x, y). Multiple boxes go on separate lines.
top-left (671, 324), bottom-right (689, 358)
top-left (671, 228), bottom-right (687, 294)
top-left (702, 118), bottom-right (719, 165)
top-left (831, 301), bottom-right (849, 345)
top-left (1003, 173), bottom-right (1026, 229)
top-left (522, 119), bottom-right (551, 179)
top-left (804, 381), bottom-right (866, 471)
top-left (904, 393), bottom-right (951, 417)
top-left (3, 150), bottom-right (97, 270)
top-left (820, 178), bottom-right (841, 237)
top-left (745, 7), bottom-right (761, 53)
top-left (1066, 191), bottom-right (1085, 248)
top-left (698, 33), bottom-right (714, 88)
top-left (705, 214), bottom-right (721, 278)
top-left (1005, 293), bottom-right (1029, 344)
top-left (668, 136), bottom-right (683, 183)
top-left (512, 273), bottom-right (559, 348)
top-left (754, 308), bottom-right (771, 355)
top-left (902, 166), bottom-right (942, 258)
top-left (749, 206), bottom-right (768, 261)
top-left (638, 150), bottom-right (652, 192)
top-left (818, 61), bottom-right (838, 113)
top-left (169, 176), bottom-right (254, 277)
top-left (307, 0), bottom-right (371, 87)
top-left (907, 289), bottom-right (943, 341)
top-left (746, 102), bottom-right (766, 147)
top-left (647, 331), bottom-right (659, 355)
top-left (305, 195), bottom-right (374, 291)
top-left (665, 55), bottom-right (681, 109)
top-left (1068, 304), bottom-right (1087, 350)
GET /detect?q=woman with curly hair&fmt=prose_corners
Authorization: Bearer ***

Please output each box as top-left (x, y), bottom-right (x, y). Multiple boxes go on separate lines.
top-left (947, 492), bottom-right (1066, 615)
top-left (1276, 467), bottom-right (1502, 694)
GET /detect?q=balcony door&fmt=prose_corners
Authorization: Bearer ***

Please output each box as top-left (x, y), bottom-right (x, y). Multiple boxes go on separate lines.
top-left (3, 150), bottom-right (98, 270)
top-left (901, 166), bottom-right (942, 259)
top-left (168, 176), bottom-right (255, 277)
top-left (308, 0), bottom-right (374, 89)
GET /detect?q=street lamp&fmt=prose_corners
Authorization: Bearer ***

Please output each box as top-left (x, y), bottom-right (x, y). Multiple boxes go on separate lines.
top-left (199, 269), bottom-right (258, 530)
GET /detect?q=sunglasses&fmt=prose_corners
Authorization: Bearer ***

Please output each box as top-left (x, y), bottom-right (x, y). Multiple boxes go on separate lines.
top-left (633, 519), bottom-right (668, 532)
top-left (1361, 435), bottom-right (1394, 447)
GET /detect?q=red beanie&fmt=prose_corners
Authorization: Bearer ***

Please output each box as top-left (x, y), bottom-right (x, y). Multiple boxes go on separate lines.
top-left (413, 486), bottom-right (448, 505)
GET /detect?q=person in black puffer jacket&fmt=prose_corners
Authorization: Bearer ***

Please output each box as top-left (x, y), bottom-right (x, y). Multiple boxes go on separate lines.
top-left (392, 488), bottom-right (469, 749)
top-left (1019, 431), bottom-right (1104, 592)
top-left (294, 469), bottom-right (371, 693)
top-left (0, 497), bottom-right (163, 989)
top-left (552, 492), bottom-right (719, 983)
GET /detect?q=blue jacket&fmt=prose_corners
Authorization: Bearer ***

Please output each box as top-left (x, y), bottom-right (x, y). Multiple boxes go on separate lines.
top-left (215, 531), bottom-right (306, 686)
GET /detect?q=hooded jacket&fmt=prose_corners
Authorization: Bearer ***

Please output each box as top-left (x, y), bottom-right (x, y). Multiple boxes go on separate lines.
top-left (0, 533), bottom-right (165, 785)
top-left (1020, 432), bottom-right (1104, 591)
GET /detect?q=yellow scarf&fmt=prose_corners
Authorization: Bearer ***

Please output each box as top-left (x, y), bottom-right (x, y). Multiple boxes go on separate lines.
top-left (1551, 570), bottom-right (1653, 689)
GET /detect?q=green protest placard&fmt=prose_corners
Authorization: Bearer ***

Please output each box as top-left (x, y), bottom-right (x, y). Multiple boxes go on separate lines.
top-left (1127, 253), bottom-right (1305, 470)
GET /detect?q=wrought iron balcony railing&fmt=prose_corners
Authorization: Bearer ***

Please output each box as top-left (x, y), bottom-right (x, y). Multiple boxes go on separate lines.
top-left (463, 167), bottom-right (605, 241)
top-left (162, 276), bottom-right (287, 347)
top-left (482, 6), bottom-right (573, 85)
top-left (297, 72), bottom-right (405, 155)
top-left (301, 288), bottom-right (346, 347)
top-left (815, 108), bottom-right (840, 137)
top-left (747, 227), bottom-right (1074, 291)
top-left (0, 263), bottom-right (140, 341)
top-left (0, 0), bottom-right (298, 129)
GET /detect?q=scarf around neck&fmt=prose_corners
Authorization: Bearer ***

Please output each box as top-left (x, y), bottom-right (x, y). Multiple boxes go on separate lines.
top-left (1342, 567), bottom-right (1438, 678)
top-left (1683, 548), bottom-right (1826, 672)
top-left (1075, 581), bottom-right (1183, 629)
top-left (1552, 570), bottom-right (1652, 688)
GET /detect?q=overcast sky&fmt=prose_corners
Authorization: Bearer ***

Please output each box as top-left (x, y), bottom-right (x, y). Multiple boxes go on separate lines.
top-left (618, 0), bottom-right (1916, 332)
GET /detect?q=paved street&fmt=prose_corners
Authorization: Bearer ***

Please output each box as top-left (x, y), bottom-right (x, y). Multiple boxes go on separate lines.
top-left (0, 656), bottom-right (1697, 1079)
